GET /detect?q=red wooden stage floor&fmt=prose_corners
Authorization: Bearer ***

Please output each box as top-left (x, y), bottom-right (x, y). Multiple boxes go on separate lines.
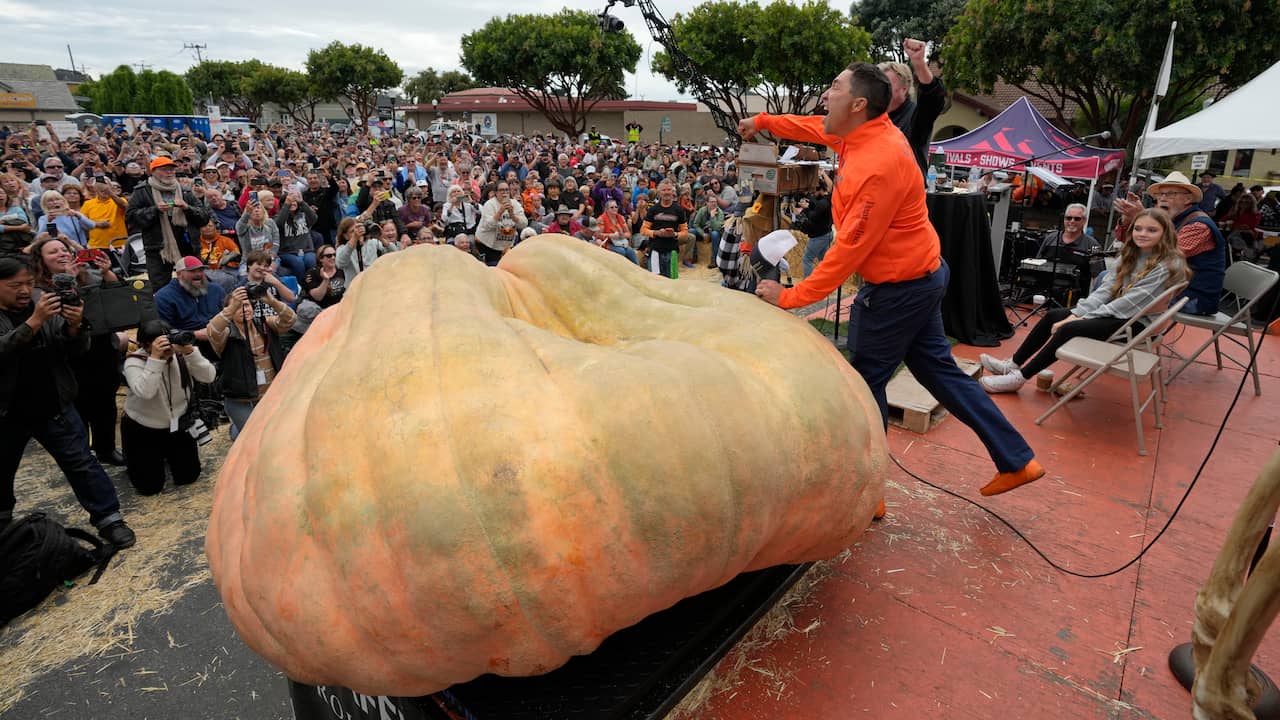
top-left (703, 314), bottom-right (1280, 719)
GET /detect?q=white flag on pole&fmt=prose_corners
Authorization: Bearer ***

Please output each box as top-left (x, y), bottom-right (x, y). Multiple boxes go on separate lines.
top-left (1134, 21), bottom-right (1178, 167)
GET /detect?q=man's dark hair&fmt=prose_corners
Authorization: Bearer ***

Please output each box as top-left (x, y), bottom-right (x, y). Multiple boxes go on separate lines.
top-left (0, 256), bottom-right (29, 281)
top-left (1251, 184), bottom-right (1264, 193)
top-left (844, 62), bottom-right (892, 119)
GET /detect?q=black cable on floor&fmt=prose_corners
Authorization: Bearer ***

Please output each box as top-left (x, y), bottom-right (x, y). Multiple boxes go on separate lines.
top-left (890, 288), bottom-right (1277, 579)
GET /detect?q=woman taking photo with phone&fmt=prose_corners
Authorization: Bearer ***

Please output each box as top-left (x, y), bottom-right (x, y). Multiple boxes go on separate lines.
top-left (35, 190), bottom-right (94, 250)
top-left (120, 320), bottom-right (217, 493)
top-left (235, 197), bottom-right (280, 261)
top-left (274, 189), bottom-right (317, 279)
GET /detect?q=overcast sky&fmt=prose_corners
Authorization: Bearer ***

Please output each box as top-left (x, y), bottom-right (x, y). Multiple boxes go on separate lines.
top-left (1, 0), bottom-right (846, 102)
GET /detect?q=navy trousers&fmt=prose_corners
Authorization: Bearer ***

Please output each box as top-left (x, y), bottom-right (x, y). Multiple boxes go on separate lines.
top-left (847, 260), bottom-right (1033, 473)
top-left (0, 405), bottom-right (123, 528)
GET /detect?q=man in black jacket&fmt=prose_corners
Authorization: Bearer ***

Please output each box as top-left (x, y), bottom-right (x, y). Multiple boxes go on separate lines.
top-left (881, 38), bottom-right (946, 176)
top-left (0, 257), bottom-right (135, 547)
top-left (125, 156), bottom-right (210, 292)
top-left (303, 170), bottom-right (339, 247)
top-left (796, 170), bottom-right (835, 277)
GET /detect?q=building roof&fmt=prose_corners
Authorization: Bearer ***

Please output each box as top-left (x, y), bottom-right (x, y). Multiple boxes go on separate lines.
top-left (0, 79), bottom-right (80, 111)
top-left (397, 87), bottom-right (695, 114)
top-left (0, 63), bottom-right (58, 82)
top-left (54, 68), bottom-right (91, 83)
top-left (0, 63), bottom-right (82, 111)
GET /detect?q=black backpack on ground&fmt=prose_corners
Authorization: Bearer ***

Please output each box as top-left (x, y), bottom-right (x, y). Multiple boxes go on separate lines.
top-left (0, 513), bottom-right (115, 626)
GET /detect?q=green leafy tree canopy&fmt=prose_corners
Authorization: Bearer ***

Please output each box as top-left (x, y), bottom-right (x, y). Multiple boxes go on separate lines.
top-left (944, 0), bottom-right (1280, 151)
top-left (306, 42), bottom-right (403, 130)
top-left (652, 1), bottom-right (870, 126)
top-left (186, 59), bottom-right (266, 121)
top-left (461, 10), bottom-right (642, 137)
top-left (404, 68), bottom-right (478, 105)
top-left (850, 0), bottom-right (965, 62)
top-left (80, 66), bottom-right (192, 114)
top-left (243, 66), bottom-right (330, 127)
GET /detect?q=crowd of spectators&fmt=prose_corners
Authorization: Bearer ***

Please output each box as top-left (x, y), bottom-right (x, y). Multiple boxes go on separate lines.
top-left (4, 110), bottom-right (1262, 551)
top-left (0, 118), bottom-right (761, 550)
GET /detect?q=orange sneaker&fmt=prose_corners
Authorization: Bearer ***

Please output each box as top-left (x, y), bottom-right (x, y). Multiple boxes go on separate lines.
top-left (873, 498), bottom-right (886, 520)
top-left (980, 459), bottom-right (1045, 496)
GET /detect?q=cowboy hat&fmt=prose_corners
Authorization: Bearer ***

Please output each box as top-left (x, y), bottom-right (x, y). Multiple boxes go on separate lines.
top-left (1147, 171), bottom-right (1203, 203)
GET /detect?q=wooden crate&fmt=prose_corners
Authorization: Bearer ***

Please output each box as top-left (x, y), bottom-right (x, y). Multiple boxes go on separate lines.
top-left (886, 357), bottom-right (982, 434)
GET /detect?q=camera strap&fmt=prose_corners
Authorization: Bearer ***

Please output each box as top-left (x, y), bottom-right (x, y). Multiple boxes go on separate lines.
top-left (175, 354), bottom-right (193, 408)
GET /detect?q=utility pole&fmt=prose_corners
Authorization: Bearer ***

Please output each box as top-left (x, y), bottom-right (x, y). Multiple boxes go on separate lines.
top-left (133, 63), bottom-right (152, 73)
top-left (66, 45), bottom-right (77, 74)
top-left (184, 43), bottom-right (213, 115)
top-left (183, 43), bottom-right (207, 64)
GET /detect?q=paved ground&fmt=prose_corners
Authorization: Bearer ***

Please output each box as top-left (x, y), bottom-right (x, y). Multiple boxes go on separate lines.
top-left (4, 276), bottom-right (1273, 720)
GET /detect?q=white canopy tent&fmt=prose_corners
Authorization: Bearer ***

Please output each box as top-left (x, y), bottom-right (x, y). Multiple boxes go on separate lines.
top-left (1139, 60), bottom-right (1280, 160)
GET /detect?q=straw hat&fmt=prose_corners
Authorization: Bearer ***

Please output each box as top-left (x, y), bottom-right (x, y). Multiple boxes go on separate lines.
top-left (1147, 171), bottom-right (1202, 203)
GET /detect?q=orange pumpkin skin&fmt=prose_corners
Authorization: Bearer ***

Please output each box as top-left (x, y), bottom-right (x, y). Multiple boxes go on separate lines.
top-left (206, 234), bottom-right (886, 696)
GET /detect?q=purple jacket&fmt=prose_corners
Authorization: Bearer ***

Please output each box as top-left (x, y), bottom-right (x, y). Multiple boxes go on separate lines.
top-left (590, 182), bottom-right (624, 217)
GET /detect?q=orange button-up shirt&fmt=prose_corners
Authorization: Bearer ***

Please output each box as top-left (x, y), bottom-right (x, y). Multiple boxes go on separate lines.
top-left (754, 113), bottom-right (941, 309)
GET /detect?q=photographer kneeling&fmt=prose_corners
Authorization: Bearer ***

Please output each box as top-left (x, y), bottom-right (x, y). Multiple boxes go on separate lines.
top-left (121, 321), bottom-right (216, 494)
top-left (208, 282), bottom-right (296, 440)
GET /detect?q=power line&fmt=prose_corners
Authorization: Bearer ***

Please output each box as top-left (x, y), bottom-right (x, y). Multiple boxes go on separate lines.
top-left (183, 43), bottom-right (207, 64)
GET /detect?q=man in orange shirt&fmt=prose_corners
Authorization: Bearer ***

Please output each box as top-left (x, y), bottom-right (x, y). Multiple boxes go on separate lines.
top-left (742, 62), bottom-right (1043, 499)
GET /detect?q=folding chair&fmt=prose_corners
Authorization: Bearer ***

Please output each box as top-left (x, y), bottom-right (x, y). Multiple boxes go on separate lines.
top-left (1035, 284), bottom-right (1189, 456)
top-left (1162, 261), bottom-right (1279, 396)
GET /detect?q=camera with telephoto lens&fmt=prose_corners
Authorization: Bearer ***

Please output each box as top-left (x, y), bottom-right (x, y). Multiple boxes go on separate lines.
top-left (50, 273), bottom-right (82, 307)
top-left (166, 329), bottom-right (195, 346)
top-left (245, 282), bottom-right (270, 300)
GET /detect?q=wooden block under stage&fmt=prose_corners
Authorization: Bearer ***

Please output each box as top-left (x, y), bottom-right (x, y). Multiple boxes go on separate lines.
top-left (886, 357), bottom-right (982, 434)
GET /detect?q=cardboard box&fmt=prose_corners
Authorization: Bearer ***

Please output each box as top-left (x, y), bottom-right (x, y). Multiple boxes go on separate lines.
top-left (739, 142), bottom-right (777, 165)
top-left (736, 142), bottom-right (821, 195)
top-left (740, 163), bottom-right (778, 194)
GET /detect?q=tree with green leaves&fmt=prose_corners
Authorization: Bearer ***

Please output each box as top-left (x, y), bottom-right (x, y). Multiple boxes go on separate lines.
top-left (243, 66), bottom-right (329, 127)
top-left (306, 42), bottom-right (403, 130)
top-left (185, 59), bottom-right (266, 121)
top-left (851, 0), bottom-right (964, 62)
top-left (461, 10), bottom-right (642, 137)
top-left (404, 68), bottom-right (478, 105)
top-left (944, 0), bottom-right (1280, 150)
top-left (753, 1), bottom-right (872, 115)
top-left (86, 65), bottom-right (136, 114)
top-left (652, 1), bottom-right (870, 126)
top-left (78, 66), bottom-right (192, 114)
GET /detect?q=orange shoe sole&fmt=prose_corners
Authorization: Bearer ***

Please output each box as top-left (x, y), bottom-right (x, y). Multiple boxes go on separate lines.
top-left (980, 459), bottom-right (1045, 496)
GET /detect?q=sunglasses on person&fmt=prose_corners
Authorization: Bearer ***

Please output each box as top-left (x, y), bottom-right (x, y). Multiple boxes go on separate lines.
top-left (1063, 215), bottom-right (1085, 221)
top-left (319, 251), bottom-right (336, 259)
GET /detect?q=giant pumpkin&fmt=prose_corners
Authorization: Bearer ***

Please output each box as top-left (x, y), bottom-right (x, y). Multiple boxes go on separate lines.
top-left (206, 234), bottom-right (886, 696)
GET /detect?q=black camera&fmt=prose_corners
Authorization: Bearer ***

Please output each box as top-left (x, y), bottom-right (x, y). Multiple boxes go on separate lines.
top-left (50, 273), bottom-right (82, 307)
top-left (166, 329), bottom-right (195, 346)
top-left (245, 282), bottom-right (270, 300)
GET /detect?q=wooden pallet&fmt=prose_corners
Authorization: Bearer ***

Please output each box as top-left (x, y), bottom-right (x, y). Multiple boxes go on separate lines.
top-left (886, 357), bottom-right (983, 434)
